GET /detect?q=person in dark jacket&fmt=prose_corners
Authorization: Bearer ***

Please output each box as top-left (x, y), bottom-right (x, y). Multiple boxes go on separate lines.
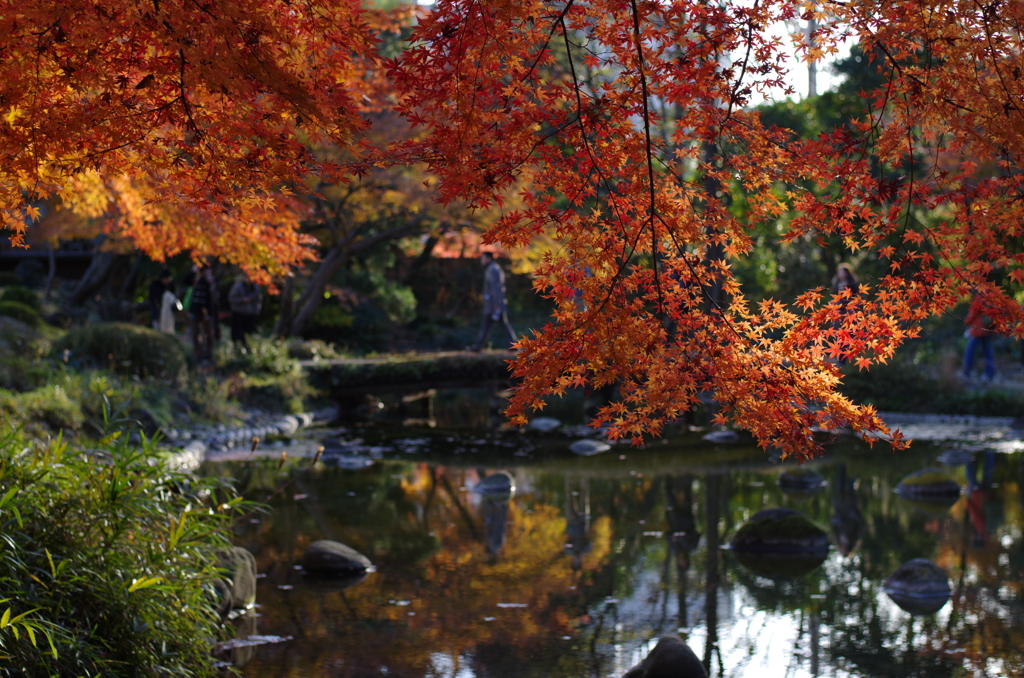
top-left (148, 269), bottom-right (174, 329)
top-left (467, 251), bottom-right (517, 352)
top-left (963, 293), bottom-right (997, 381)
top-left (189, 265), bottom-right (218, 363)
top-left (229, 274), bottom-right (262, 345)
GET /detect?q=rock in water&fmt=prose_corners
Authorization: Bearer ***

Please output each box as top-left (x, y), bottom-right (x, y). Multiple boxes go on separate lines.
top-left (302, 540), bottom-right (373, 575)
top-left (883, 558), bottom-right (951, 616)
top-left (528, 417), bottom-right (561, 432)
top-left (473, 471), bottom-right (515, 497)
top-left (730, 508), bottom-right (830, 553)
top-left (214, 546), bottom-right (257, 616)
top-left (702, 429), bottom-right (739, 444)
top-left (570, 439), bottom-right (611, 456)
top-left (778, 466), bottom-right (826, 493)
top-left (895, 467), bottom-right (961, 500)
top-left (729, 509), bottom-right (830, 578)
top-left (937, 449), bottom-right (974, 467)
top-left (624, 636), bottom-right (707, 678)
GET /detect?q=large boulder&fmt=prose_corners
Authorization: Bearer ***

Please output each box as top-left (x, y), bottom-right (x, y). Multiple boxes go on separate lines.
top-left (302, 540), bottom-right (373, 575)
top-left (730, 508), bottom-right (829, 578)
top-left (624, 636), bottom-right (707, 678)
top-left (730, 508), bottom-right (830, 553)
top-left (213, 547), bottom-right (257, 617)
top-left (895, 467), bottom-right (961, 500)
top-left (883, 558), bottom-right (951, 616)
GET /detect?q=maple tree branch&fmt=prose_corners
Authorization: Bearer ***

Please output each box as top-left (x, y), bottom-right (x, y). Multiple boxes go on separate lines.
top-left (629, 0), bottom-right (664, 321)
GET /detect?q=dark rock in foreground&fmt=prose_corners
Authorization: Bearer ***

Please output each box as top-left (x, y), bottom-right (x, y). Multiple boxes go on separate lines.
top-left (883, 558), bottom-right (951, 616)
top-left (214, 546), bottom-right (257, 616)
top-left (895, 467), bottom-right (961, 500)
top-left (624, 636), bottom-right (707, 678)
top-left (730, 508), bottom-right (830, 553)
top-left (302, 540), bottom-right (374, 575)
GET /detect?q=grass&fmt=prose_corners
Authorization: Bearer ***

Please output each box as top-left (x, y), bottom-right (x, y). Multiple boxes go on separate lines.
top-left (0, 429), bottom-right (255, 676)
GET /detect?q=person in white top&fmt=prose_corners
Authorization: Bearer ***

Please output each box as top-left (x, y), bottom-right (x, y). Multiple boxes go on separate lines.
top-left (159, 289), bottom-right (183, 334)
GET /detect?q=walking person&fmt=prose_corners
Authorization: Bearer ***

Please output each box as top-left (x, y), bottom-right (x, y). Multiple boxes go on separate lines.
top-left (467, 251), bottom-right (517, 352)
top-left (189, 265), bottom-right (218, 363)
top-left (158, 287), bottom-right (182, 334)
top-left (962, 293), bottom-right (997, 382)
top-left (148, 268), bottom-right (175, 330)
top-left (229, 274), bottom-right (262, 346)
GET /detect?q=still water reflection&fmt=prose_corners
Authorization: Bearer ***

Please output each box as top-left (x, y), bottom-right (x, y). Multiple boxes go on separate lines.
top-left (205, 427), bottom-right (1024, 678)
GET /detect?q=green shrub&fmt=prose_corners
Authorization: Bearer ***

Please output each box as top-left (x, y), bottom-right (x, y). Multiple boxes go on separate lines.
top-left (0, 271), bottom-right (21, 287)
top-left (0, 285), bottom-right (40, 310)
top-left (0, 301), bottom-right (39, 328)
top-left (52, 323), bottom-right (188, 386)
top-left (0, 353), bottom-right (51, 392)
top-left (215, 335), bottom-right (295, 375)
top-left (0, 385), bottom-right (84, 432)
top-left (0, 430), bottom-right (252, 676)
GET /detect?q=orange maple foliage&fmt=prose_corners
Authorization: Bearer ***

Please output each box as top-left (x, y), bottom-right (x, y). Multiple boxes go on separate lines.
top-left (387, 0), bottom-right (1024, 457)
top-left (5, 0), bottom-right (1024, 456)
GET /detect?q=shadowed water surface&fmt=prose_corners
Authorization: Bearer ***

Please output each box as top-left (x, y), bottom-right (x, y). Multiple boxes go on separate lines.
top-left (204, 404), bottom-right (1024, 677)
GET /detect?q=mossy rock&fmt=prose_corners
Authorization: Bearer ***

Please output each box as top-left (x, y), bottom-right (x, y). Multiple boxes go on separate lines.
top-left (730, 508), bottom-right (830, 553)
top-left (0, 285), bottom-right (40, 310)
top-left (53, 322), bottom-right (188, 386)
top-left (895, 467), bottom-right (961, 500)
top-left (883, 558), bottom-right (950, 616)
top-left (778, 466), bottom-right (825, 493)
top-left (0, 301), bottom-right (40, 327)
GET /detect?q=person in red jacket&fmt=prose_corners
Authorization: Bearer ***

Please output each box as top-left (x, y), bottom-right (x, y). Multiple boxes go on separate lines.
top-left (962, 294), bottom-right (997, 381)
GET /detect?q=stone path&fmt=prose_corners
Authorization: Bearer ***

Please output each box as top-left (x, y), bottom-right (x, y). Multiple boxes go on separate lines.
top-left (164, 407), bottom-right (337, 471)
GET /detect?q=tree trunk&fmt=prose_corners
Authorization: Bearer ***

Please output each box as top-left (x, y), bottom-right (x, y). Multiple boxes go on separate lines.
top-left (69, 235), bottom-right (123, 306)
top-left (287, 241), bottom-right (355, 337)
top-left (286, 220), bottom-right (425, 337)
top-left (273, 275), bottom-right (296, 337)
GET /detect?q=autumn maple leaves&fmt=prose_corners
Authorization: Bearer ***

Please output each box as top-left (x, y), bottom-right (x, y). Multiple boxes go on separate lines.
top-left (4, 0), bottom-right (1023, 455)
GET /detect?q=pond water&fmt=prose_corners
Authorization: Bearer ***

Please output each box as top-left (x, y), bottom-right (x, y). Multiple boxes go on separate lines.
top-left (203, 392), bottom-right (1024, 678)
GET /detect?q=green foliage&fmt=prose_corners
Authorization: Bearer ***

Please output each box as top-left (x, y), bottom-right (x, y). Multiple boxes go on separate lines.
top-left (0, 301), bottom-right (39, 328)
top-left (0, 430), bottom-right (251, 676)
top-left (0, 385), bottom-right (84, 433)
top-left (286, 338), bottom-right (347, 361)
top-left (215, 335), bottom-right (295, 376)
top-left (0, 286), bottom-right (40, 311)
top-left (841, 361), bottom-right (1024, 416)
top-left (52, 323), bottom-right (188, 387)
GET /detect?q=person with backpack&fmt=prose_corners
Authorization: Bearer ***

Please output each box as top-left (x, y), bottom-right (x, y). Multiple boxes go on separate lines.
top-left (963, 294), bottom-right (997, 381)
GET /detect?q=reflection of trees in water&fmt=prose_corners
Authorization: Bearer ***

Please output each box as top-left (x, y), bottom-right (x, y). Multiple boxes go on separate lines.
top-left (831, 463), bottom-right (864, 557)
top-left (237, 463), bottom-right (614, 678)
top-left (222, 449), bottom-right (1024, 677)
